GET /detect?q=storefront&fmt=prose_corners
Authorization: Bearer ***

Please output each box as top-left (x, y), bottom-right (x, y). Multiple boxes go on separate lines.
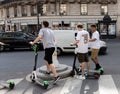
top-left (98, 14), bottom-right (117, 39)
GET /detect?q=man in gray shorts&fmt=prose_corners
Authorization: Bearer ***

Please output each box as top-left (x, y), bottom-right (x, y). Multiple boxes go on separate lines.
top-left (30, 21), bottom-right (60, 83)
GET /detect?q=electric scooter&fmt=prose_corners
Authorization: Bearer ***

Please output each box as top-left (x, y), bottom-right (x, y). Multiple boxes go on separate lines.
top-left (30, 43), bottom-right (49, 89)
top-left (0, 81), bottom-right (15, 90)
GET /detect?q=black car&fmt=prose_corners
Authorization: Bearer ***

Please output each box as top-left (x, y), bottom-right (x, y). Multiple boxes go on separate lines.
top-left (0, 32), bottom-right (43, 51)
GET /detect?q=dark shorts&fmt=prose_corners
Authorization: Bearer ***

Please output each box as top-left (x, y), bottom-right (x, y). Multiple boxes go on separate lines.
top-left (44, 47), bottom-right (55, 64)
top-left (77, 53), bottom-right (89, 63)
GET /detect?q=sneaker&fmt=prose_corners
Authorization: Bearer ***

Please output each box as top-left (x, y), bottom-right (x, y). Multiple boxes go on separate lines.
top-left (77, 75), bottom-right (86, 80)
top-left (98, 67), bottom-right (104, 74)
top-left (95, 67), bottom-right (101, 70)
top-left (84, 71), bottom-right (88, 77)
top-left (53, 76), bottom-right (60, 84)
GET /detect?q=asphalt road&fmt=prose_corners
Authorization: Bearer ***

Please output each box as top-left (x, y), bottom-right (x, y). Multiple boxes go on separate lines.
top-left (0, 38), bottom-right (120, 94)
top-left (0, 39), bottom-right (120, 80)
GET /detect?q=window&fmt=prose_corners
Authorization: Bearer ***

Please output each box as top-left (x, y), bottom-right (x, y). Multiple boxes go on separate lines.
top-left (1, 10), bottom-right (3, 18)
top-left (81, 4), bottom-right (87, 15)
top-left (31, 5), bottom-right (37, 16)
top-left (43, 4), bottom-right (47, 15)
top-left (22, 6), bottom-right (27, 16)
top-left (60, 4), bottom-right (67, 15)
top-left (14, 6), bottom-right (17, 17)
top-left (101, 5), bottom-right (108, 15)
top-left (6, 8), bottom-right (9, 18)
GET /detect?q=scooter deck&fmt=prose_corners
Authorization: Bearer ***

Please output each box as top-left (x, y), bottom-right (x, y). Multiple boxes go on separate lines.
top-left (85, 70), bottom-right (100, 79)
top-left (77, 69), bottom-right (100, 79)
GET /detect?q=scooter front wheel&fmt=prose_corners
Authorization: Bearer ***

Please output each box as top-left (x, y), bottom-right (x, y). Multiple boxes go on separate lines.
top-left (8, 81), bottom-right (15, 89)
top-left (94, 73), bottom-right (100, 79)
top-left (30, 74), bottom-right (35, 83)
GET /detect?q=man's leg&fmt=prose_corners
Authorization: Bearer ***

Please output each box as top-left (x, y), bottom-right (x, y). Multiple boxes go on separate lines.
top-left (77, 53), bottom-right (86, 79)
top-left (45, 47), bottom-right (60, 83)
top-left (85, 53), bottom-right (90, 72)
top-left (91, 49), bottom-right (101, 69)
top-left (49, 63), bottom-right (57, 77)
top-left (81, 62), bottom-right (85, 76)
top-left (86, 62), bottom-right (90, 72)
top-left (46, 61), bottom-right (51, 73)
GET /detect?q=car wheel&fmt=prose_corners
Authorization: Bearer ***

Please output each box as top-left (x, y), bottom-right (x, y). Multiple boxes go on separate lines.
top-left (57, 48), bottom-right (62, 56)
top-left (0, 45), bottom-right (4, 52)
top-left (99, 49), bottom-right (107, 55)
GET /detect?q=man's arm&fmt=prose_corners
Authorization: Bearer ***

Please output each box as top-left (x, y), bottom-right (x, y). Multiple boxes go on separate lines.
top-left (70, 40), bottom-right (79, 46)
top-left (70, 32), bottom-right (80, 46)
top-left (30, 34), bottom-right (42, 45)
top-left (89, 38), bottom-right (96, 42)
top-left (89, 32), bottom-right (99, 42)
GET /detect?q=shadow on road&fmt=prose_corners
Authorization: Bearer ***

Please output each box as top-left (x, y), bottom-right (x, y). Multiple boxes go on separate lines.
top-left (80, 79), bottom-right (99, 94)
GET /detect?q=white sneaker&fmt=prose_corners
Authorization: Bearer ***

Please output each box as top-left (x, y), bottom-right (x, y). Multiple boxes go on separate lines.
top-left (76, 75), bottom-right (86, 80)
top-left (84, 71), bottom-right (88, 77)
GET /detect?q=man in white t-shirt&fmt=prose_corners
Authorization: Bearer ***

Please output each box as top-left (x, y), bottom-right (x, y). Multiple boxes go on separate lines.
top-left (71, 24), bottom-right (90, 80)
top-left (89, 25), bottom-right (104, 73)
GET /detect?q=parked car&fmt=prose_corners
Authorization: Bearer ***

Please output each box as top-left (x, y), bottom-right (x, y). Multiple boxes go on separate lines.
top-left (0, 32), bottom-right (43, 51)
top-left (53, 30), bottom-right (107, 55)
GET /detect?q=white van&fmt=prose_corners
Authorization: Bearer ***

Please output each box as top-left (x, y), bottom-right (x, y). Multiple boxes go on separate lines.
top-left (54, 30), bottom-right (107, 55)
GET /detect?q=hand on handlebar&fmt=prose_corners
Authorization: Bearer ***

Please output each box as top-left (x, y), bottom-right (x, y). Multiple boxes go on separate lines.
top-left (29, 41), bottom-right (34, 45)
top-left (70, 43), bottom-right (74, 46)
top-left (0, 42), bottom-right (5, 45)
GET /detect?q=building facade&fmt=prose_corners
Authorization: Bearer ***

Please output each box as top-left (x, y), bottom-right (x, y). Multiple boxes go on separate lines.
top-left (0, 0), bottom-right (119, 37)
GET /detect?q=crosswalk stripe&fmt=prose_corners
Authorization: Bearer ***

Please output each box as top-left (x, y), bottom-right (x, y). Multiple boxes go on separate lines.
top-left (1, 75), bottom-right (120, 94)
top-left (0, 78), bottom-right (23, 94)
top-left (60, 77), bottom-right (83, 94)
top-left (99, 75), bottom-right (119, 94)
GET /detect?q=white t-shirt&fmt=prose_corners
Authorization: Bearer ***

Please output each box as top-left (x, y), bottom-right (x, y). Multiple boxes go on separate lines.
top-left (91, 31), bottom-right (100, 49)
top-left (76, 30), bottom-right (89, 53)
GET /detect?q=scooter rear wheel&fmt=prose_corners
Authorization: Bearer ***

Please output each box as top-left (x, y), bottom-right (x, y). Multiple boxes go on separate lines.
top-left (30, 75), bottom-right (35, 83)
top-left (43, 81), bottom-right (49, 89)
top-left (94, 73), bottom-right (100, 79)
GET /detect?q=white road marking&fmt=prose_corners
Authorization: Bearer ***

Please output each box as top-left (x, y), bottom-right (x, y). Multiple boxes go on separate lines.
top-left (99, 75), bottom-right (119, 94)
top-left (24, 88), bottom-right (33, 94)
top-left (60, 78), bottom-right (83, 94)
top-left (0, 78), bottom-right (23, 94)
